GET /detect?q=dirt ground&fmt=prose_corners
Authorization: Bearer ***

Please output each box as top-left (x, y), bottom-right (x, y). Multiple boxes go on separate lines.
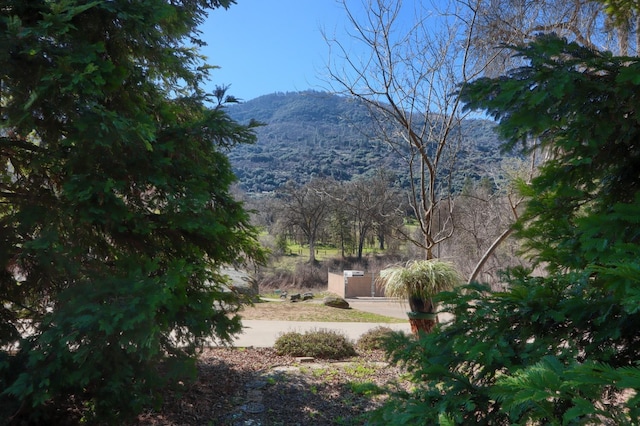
top-left (137, 347), bottom-right (408, 426)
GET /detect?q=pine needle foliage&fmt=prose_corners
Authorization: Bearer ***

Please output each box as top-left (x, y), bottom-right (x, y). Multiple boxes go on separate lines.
top-left (0, 0), bottom-right (264, 423)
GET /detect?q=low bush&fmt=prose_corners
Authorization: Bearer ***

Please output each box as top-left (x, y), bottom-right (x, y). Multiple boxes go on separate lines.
top-left (292, 262), bottom-right (328, 288)
top-left (274, 329), bottom-right (357, 359)
top-left (256, 267), bottom-right (295, 289)
top-left (356, 326), bottom-right (398, 351)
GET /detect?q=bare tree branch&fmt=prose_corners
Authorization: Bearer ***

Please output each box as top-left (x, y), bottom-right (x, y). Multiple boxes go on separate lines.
top-left (325, 0), bottom-right (497, 260)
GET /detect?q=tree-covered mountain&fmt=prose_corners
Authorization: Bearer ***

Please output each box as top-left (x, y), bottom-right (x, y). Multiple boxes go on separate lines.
top-left (227, 91), bottom-right (505, 193)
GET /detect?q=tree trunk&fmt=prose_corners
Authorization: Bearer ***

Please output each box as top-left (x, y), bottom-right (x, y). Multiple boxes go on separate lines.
top-left (357, 237), bottom-right (364, 259)
top-left (408, 296), bottom-right (434, 313)
top-left (407, 306), bottom-right (438, 335)
top-left (308, 239), bottom-right (316, 263)
top-left (409, 317), bottom-right (437, 334)
top-left (468, 226), bottom-right (514, 284)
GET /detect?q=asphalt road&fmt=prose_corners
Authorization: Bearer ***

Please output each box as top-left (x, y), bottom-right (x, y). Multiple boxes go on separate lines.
top-left (222, 298), bottom-right (447, 348)
top-left (229, 319), bottom-right (411, 347)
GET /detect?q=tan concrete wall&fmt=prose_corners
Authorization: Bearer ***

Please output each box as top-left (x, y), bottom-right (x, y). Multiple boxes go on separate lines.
top-left (327, 271), bottom-right (346, 298)
top-left (327, 271), bottom-right (386, 298)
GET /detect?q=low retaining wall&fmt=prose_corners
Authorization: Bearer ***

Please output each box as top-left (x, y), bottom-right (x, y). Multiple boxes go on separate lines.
top-left (327, 271), bottom-right (385, 298)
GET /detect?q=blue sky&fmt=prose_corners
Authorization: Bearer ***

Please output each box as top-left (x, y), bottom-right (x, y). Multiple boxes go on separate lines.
top-left (200, 0), bottom-right (349, 101)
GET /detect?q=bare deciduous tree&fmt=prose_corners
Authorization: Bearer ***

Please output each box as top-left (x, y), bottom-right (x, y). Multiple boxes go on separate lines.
top-left (368, 169), bottom-right (406, 251)
top-left (329, 170), bottom-right (405, 259)
top-left (472, 0), bottom-right (640, 74)
top-left (440, 156), bottom-right (535, 285)
top-left (325, 0), bottom-right (498, 260)
top-left (276, 178), bottom-right (333, 263)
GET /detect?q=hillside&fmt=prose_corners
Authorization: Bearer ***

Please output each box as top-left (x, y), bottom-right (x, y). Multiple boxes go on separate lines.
top-left (227, 91), bottom-right (505, 193)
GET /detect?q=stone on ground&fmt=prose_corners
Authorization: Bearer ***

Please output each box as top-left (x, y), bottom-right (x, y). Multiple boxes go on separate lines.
top-left (323, 296), bottom-right (350, 309)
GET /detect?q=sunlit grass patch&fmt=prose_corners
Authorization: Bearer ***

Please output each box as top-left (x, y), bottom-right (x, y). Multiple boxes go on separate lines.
top-left (239, 300), bottom-right (405, 323)
top-left (347, 381), bottom-right (385, 396)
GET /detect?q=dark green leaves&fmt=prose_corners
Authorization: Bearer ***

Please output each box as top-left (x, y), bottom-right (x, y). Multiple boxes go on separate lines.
top-left (373, 34), bottom-right (640, 425)
top-left (462, 35), bottom-right (640, 269)
top-left (0, 0), bottom-right (263, 422)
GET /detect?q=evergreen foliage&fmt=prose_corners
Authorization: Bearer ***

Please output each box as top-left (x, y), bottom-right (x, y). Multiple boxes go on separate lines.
top-left (0, 0), bottom-right (264, 422)
top-left (370, 35), bottom-right (640, 425)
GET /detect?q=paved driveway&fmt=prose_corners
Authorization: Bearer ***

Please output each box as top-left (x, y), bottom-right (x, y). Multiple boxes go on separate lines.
top-left (229, 319), bottom-right (411, 347)
top-left (345, 297), bottom-right (408, 319)
top-left (222, 297), bottom-right (454, 347)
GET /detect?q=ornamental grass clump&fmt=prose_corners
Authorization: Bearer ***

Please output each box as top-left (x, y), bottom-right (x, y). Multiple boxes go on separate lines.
top-left (379, 260), bottom-right (462, 307)
top-left (379, 260), bottom-right (462, 334)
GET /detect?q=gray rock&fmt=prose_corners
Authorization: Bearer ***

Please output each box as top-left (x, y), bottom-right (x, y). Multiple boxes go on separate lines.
top-left (323, 296), bottom-right (350, 309)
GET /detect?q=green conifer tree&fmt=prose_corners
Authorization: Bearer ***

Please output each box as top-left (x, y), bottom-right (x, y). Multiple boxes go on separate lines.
top-left (0, 0), bottom-right (264, 422)
top-left (371, 34), bottom-right (640, 425)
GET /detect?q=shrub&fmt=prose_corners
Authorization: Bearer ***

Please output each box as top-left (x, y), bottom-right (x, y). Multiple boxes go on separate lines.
top-left (0, 1), bottom-right (264, 422)
top-left (274, 329), bottom-right (357, 359)
top-left (293, 262), bottom-right (328, 288)
top-left (256, 267), bottom-right (295, 289)
top-left (357, 326), bottom-right (398, 351)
